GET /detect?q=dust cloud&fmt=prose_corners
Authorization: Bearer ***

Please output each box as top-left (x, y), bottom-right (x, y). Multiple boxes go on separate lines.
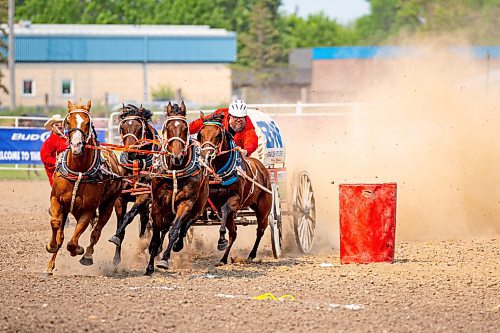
top-left (277, 43), bottom-right (500, 250)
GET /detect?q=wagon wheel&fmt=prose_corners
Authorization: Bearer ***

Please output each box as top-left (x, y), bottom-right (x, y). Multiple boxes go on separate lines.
top-left (292, 171), bottom-right (316, 253)
top-left (269, 184), bottom-right (283, 259)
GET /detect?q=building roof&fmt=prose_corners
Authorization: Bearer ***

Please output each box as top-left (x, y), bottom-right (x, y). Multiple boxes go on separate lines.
top-left (5, 22), bottom-right (235, 37)
top-left (312, 46), bottom-right (500, 60)
top-left (1, 23), bottom-right (237, 63)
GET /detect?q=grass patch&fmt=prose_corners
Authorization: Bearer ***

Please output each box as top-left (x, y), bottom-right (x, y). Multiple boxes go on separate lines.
top-left (0, 165), bottom-right (47, 180)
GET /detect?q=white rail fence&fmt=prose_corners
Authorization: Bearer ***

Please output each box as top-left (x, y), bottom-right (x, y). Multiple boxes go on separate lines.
top-left (107, 102), bottom-right (363, 144)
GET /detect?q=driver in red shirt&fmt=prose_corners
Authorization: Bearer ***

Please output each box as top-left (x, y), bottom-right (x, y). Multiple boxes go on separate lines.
top-left (189, 100), bottom-right (258, 157)
top-left (40, 114), bottom-right (68, 186)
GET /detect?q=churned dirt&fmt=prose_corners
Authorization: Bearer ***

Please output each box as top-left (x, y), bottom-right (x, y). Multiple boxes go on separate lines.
top-left (0, 180), bottom-right (498, 333)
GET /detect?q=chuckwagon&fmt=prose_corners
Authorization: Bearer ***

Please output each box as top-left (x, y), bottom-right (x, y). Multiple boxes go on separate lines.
top-left (109, 107), bottom-right (317, 259)
top-left (186, 109), bottom-right (317, 258)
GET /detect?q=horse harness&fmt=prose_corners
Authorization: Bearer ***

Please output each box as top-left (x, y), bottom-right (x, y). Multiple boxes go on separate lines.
top-left (151, 115), bottom-right (204, 214)
top-left (57, 108), bottom-right (122, 213)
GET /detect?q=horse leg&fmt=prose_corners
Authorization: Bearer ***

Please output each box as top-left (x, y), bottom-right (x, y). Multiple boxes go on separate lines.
top-left (137, 196), bottom-right (151, 239)
top-left (218, 197), bottom-right (239, 251)
top-left (173, 218), bottom-right (196, 253)
top-left (248, 192), bottom-right (272, 262)
top-left (45, 202), bottom-right (68, 274)
top-left (110, 196), bottom-right (126, 265)
top-left (66, 212), bottom-right (93, 257)
top-left (219, 217), bottom-right (237, 265)
top-left (80, 199), bottom-right (115, 266)
top-left (157, 203), bottom-right (191, 269)
top-left (46, 197), bottom-right (64, 253)
top-left (157, 214), bottom-right (171, 256)
top-left (145, 202), bottom-right (163, 276)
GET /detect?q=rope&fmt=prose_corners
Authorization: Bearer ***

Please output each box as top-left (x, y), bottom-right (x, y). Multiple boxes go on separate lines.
top-left (70, 172), bottom-right (83, 214)
top-left (235, 166), bottom-right (272, 194)
top-left (171, 170), bottom-right (178, 215)
top-left (87, 142), bottom-right (168, 156)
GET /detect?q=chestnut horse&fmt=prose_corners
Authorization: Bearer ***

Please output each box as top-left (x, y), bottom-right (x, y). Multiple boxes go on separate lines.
top-left (109, 104), bottom-right (159, 265)
top-left (146, 101), bottom-right (209, 275)
top-left (198, 113), bottom-right (272, 264)
top-left (45, 100), bottom-right (124, 274)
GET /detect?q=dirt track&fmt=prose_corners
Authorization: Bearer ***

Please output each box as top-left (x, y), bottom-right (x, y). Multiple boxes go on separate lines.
top-left (0, 180), bottom-right (498, 332)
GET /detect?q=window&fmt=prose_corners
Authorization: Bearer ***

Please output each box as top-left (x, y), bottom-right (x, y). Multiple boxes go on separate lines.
top-left (61, 79), bottom-right (73, 96)
top-left (22, 80), bottom-right (35, 96)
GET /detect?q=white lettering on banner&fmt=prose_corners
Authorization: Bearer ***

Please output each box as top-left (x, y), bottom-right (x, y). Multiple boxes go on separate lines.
top-left (0, 151), bottom-right (21, 160)
top-left (30, 151), bottom-right (41, 161)
top-left (0, 151), bottom-right (41, 161)
top-left (11, 131), bottom-right (51, 142)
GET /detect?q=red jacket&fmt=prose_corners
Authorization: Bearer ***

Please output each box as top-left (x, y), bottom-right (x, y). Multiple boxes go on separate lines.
top-left (40, 133), bottom-right (68, 186)
top-left (189, 108), bottom-right (259, 156)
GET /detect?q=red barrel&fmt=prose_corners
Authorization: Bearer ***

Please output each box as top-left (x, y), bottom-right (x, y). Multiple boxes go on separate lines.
top-left (339, 183), bottom-right (397, 264)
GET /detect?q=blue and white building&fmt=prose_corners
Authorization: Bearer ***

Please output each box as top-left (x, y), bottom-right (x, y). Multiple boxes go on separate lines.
top-left (0, 23), bottom-right (237, 107)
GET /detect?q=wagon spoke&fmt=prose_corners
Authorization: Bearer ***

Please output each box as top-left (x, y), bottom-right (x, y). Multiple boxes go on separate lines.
top-left (296, 205), bottom-right (316, 224)
top-left (300, 218), bottom-right (309, 249)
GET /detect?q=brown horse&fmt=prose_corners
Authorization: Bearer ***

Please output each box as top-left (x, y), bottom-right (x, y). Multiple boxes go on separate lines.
top-left (109, 104), bottom-right (159, 265)
top-left (45, 100), bottom-right (124, 274)
top-left (145, 101), bottom-right (209, 275)
top-left (198, 113), bottom-right (272, 264)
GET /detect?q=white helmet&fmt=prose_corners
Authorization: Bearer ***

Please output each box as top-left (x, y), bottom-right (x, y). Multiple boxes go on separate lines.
top-left (228, 100), bottom-right (247, 117)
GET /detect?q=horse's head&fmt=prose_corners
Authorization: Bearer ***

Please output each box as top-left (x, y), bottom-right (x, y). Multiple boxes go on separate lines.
top-left (119, 104), bottom-right (153, 159)
top-left (65, 100), bottom-right (93, 155)
top-left (198, 112), bottom-right (225, 165)
top-left (162, 101), bottom-right (188, 167)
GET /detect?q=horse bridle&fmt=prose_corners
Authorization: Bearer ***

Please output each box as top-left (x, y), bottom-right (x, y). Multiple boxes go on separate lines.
top-left (119, 116), bottom-right (147, 146)
top-left (199, 121), bottom-right (225, 161)
top-left (64, 109), bottom-right (94, 144)
top-left (162, 115), bottom-right (190, 155)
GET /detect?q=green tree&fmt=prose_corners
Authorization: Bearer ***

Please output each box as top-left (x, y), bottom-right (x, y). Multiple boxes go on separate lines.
top-left (354, 0), bottom-right (500, 45)
top-left (151, 85), bottom-right (175, 101)
top-left (282, 13), bottom-right (356, 50)
top-left (238, 0), bottom-right (282, 69)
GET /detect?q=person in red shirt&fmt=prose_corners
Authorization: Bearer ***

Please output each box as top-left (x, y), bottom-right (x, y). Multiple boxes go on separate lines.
top-left (40, 114), bottom-right (68, 186)
top-left (189, 100), bottom-right (258, 157)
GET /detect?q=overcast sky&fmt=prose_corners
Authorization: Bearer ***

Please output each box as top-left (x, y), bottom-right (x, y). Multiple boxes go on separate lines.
top-left (281, 0), bottom-right (371, 24)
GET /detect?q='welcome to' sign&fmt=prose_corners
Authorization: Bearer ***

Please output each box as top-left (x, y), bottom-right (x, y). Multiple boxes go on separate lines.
top-left (0, 127), bottom-right (106, 164)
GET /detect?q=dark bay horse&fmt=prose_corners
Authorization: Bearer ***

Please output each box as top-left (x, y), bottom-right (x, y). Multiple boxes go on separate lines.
top-left (146, 101), bottom-right (209, 275)
top-left (45, 100), bottom-right (125, 274)
top-left (198, 113), bottom-right (272, 264)
top-left (108, 104), bottom-right (159, 265)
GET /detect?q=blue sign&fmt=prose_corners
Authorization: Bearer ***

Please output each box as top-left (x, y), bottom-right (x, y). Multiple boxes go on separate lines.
top-left (256, 120), bottom-right (283, 149)
top-left (0, 127), bottom-right (106, 164)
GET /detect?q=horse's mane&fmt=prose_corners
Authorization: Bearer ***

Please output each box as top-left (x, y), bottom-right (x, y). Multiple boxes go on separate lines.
top-left (206, 113), bottom-right (224, 124)
top-left (119, 104), bottom-right (153, 121)
top-left (164, 103), bottom-right (186, 117)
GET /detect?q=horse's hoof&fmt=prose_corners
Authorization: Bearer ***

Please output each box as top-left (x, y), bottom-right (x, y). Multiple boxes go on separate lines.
top-left (113, 256), bottom-right (121, 266)
top-left (217, 240), bottom-right (228, 251)
top-left (215, 261), bottom-right (226, 267)
top-left (75, 246), bottom-right (85, 256)
top-left (79, 256), bottom-right (93, 266)
top-left (41, 269), bottom-right (53, 276)
top-left (108, 235), bottom-right (122, 246)
top-left (246, 257), bottom-right (254, 264)
top-left (144, 268), bottom-right (154, 276)
top-left (156, 260), bottom-right (169, 270)
top-left (173, 240), bottom-right (184, 253)
top-left (46, 243), bottom-right (57, 254)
